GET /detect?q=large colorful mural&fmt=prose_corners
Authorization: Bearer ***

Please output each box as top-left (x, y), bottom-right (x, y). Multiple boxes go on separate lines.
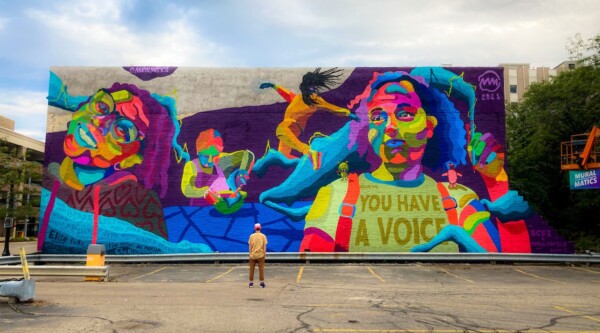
top-left (41, 67), bottom-right (573, 254)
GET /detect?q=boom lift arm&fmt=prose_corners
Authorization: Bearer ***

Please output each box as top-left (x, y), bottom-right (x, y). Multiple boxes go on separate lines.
top-left (560, 126), bottom-right (600, 170)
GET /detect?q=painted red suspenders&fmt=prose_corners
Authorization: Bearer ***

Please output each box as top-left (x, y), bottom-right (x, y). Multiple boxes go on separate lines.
top-left (334, 173), bottom-right (360, 252)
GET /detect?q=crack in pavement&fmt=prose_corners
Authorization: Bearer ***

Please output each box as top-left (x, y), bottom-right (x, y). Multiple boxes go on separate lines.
top-left (8, 301), bottom-right (115, 323)
top-left (289, 307), bottom-right (315, 333)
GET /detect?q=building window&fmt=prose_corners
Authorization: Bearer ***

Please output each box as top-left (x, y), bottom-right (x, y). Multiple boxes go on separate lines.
top-left (510, 85), bottom-right (517, 93)
top-left (568, 63), bottom-right (575, 70)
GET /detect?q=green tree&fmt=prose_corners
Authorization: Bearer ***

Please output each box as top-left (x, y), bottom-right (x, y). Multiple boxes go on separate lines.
top-left (0, 139), bottom-right (42, 238)
top-left (507, 33), bottom-right (600, 251)
top-left (566, 33), bottom-right (600, 67)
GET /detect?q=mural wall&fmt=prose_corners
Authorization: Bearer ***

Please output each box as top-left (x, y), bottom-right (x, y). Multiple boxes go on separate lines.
top-left (41, 66), bottom-right (573, 254)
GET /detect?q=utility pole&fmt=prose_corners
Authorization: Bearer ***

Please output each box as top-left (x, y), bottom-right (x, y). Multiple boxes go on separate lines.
top-left (24, 175), bottom-right (31, 238)
top-left (2, 190), bottom-right (11, 256)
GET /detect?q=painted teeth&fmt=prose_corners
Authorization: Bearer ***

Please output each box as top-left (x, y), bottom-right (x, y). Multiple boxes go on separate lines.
top-left (78, 127), bottom-right (97, 148)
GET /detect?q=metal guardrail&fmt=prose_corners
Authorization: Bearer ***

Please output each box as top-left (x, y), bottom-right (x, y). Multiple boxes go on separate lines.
top-left (0, 257), bottom-right (21, 265)
top-left (0, 265), bottom-right (109, 278)
top-left (0, 252), bottom-right (594, 281)
top-left (1, 252), bottom-right (598, 265)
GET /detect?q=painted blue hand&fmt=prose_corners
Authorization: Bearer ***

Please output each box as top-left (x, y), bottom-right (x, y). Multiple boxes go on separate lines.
top-left (235, 170), bottom-right (249, 187)
top-left (410, 225), bottom-right (486, 253)
top-left (227, 169), bottom-right (249, 192)
top-left (480, 190), bottom-right (533, 222)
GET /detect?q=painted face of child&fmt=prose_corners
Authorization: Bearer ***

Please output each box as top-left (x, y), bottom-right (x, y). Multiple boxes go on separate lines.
top-left (367, 80), bottom-right (437, 172)
top-left (195, 129), bottom-right (224, 169)
top-left (198, 145), bottom-right (222, 168)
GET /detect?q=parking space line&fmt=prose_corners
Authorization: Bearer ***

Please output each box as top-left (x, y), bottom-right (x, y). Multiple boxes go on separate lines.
top-left (206, 267), bottom-right (236, 283)
top-left (297, 266), bottom-right (305, 283)
top-left (514, 268), bottom-right (566, 284)
top-left (439, 268), bottom-right (473, 283)
top-left (554, 305), bottom-right (600, 323)
top-left (368, 267), bottom-right (385, 283)
top-left (132, 266), bottom-right (167, 280)
top-left (573, 267), bottom-right (600, 274)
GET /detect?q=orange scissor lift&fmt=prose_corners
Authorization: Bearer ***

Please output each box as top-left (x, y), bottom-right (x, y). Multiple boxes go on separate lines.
top-left (560, 126), bottom-right (600, 171)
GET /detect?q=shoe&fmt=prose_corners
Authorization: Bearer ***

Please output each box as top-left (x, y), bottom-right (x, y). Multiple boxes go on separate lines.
top-left (249, 282), bottom-right (254, 288)
top-left (260, 282), bottom-right (265, 288)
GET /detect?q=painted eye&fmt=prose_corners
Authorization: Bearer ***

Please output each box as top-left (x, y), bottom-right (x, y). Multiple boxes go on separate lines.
top-left (111, 118), bottom-right (138, 143)
top-left (369, 108), bottom-right (387, 123)
top-left (95, 101), bottom-right (110, 114)
top-left (395, 106), bottom-right (417, 121)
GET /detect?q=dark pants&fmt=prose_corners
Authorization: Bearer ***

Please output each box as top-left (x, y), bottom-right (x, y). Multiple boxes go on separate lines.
top-left (249, 257), bottom-right (265, 281)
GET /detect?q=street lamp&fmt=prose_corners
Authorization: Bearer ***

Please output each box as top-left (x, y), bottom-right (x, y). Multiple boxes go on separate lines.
top-left (2, 217), bottom-right (12, 256)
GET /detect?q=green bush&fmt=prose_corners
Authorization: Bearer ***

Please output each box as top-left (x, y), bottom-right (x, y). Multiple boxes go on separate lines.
top-left (569, 232), bottom-right (600, 253)
top-left (8, 237), bottom-right (37, 242)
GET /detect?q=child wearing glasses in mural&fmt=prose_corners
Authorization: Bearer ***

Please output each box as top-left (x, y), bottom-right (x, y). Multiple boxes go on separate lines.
top-left (259, 67), bottom-right (360, 170)
top-left (180, 129), bottom-right (255, 214)
top-left (41, 74), bottom-right (210, 254)
top-left (300, 71), bottom-right (532, 253)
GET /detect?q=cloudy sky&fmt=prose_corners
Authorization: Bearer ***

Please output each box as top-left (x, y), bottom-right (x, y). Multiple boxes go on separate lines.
top-left (0, 0), bottom-right (598, 141)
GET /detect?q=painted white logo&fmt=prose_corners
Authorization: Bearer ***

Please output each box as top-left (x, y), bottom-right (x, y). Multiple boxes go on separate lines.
top-left (478, 70), bottom-right (501, 93)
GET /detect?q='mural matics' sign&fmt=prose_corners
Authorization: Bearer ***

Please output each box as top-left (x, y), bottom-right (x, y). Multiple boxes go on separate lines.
top-left (570, 169), bottom-right (600, 190)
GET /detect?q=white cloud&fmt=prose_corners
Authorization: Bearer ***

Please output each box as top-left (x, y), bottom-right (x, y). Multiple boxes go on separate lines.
top-left (7, 0), bottom-right (598, 70)
top-left (15, 129), bottom-right (47, 142)
top-left (0, 89), bottom-right (48, 141)
top-left (125, 18), bottom-right (225, 66)
top-left (0, 89), bottom-right (47, 116)
top-left (257, 1), bottom-right (335, 30)
top-left (24, 0), bottom-right (228, 66)
top-left (247, 0), bottom-right (599, 67)
top-left (1, 0), bottom-right (599, 141)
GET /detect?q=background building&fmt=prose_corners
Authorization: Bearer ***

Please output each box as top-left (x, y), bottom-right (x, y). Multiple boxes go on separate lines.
top-left (0, 115), bottom-right (44, 239)
top-left (500, 61), bottom-right (579, 104)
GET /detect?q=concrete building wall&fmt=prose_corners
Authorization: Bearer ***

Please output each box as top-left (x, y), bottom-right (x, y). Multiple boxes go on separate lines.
top-left (40, 66), bottom-right (572, 255)
top-left (501, 63), bottom-right (531, 104)
top-left (554, 61), bottom-right (579, 74)
top-left (500, 62), bottom-right (575, 104)
top-left (0, 115), bottom-right (15, 131)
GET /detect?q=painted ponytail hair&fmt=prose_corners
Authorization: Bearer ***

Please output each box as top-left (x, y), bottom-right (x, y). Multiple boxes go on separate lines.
top-left (299, 67), bottom-right (344, 106)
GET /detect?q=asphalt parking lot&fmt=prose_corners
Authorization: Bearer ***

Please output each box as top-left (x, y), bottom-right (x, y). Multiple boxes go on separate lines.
top-left (1, 262), bottom-right (599, 332)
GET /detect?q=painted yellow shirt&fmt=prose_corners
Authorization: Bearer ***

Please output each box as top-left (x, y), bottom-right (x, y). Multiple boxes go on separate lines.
top-left (284, 94), bottom-right (349, 130)
top-left (304, 173), bottom-right (483, 252)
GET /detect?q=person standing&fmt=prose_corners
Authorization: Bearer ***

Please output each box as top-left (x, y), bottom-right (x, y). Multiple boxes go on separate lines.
top-left (248, 223), bottom-right (268, 288)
